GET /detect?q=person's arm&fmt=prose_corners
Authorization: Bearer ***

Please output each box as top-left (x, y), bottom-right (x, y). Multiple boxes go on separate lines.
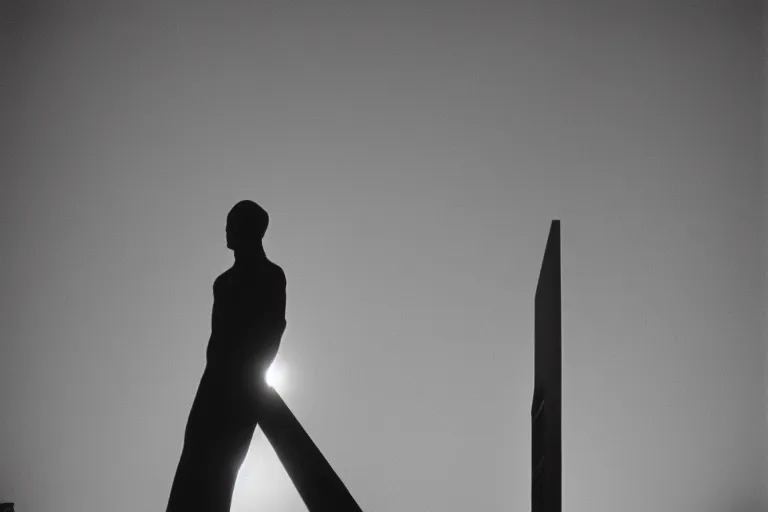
top-left (211, 276), bottom-right (222, 332)
top-left (262, 268), bottom-right (287, 364)
top-left (205, 275), bottom-right (225, 366)
top-left (249, 268), bottom-right (287, 377)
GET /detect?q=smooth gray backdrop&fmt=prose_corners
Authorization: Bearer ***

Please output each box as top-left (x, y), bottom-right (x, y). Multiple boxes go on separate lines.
top-left (1, 1), bottom-right (766, 511)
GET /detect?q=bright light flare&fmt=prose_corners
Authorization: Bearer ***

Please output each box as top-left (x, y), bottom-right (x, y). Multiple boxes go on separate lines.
top-left (264, 360), bottom-right (286, 392)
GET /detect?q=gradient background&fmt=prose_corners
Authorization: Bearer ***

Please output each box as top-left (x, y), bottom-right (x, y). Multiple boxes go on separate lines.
top-left (1, 1), bottom-right (766, 511)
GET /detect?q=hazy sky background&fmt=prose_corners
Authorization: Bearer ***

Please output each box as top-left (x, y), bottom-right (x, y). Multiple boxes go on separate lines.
top-left (1, 1), bottom-right (766, 511)
top-left (763, 4), bottom-right (768, 506)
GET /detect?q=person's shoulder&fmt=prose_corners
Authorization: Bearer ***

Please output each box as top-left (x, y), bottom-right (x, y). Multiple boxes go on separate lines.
top-left (213, 268), bottom-right (234, 292)
top-left (266, 261), bottom-right (286, 287)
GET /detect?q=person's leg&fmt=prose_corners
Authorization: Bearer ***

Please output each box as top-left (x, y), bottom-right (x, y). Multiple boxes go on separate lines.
top-left (167, 370), bottom-right (248, 511)
top-left (166, 369), bottom-right (263, 511)
top-left (205, 417), bottom-right (257, 511)
top-left (166, 372), bottom-right (221, 511)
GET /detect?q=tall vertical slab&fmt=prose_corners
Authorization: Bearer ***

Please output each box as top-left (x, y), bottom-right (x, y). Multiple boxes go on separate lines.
top-left (531, 220), bottom-right (562, 512)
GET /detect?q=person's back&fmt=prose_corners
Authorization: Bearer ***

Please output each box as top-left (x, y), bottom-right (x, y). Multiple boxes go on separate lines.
top-left (166, 200), bottom-right (287, 512)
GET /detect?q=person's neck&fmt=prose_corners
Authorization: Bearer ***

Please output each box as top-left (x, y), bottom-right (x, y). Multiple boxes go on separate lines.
top-left (233, 245), bottom-right (266, 266)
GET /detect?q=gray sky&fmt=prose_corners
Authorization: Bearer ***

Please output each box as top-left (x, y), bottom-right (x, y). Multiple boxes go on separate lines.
top-left (1, 1), bottom-right (765, 511)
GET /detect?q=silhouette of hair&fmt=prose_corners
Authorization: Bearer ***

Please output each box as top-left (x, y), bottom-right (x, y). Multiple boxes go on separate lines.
top-left (226, 200), bottom-right (269, 250)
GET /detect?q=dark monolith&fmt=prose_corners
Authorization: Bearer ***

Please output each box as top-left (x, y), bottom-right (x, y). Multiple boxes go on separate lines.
top-left (531, 220), bottom-right (562, 512)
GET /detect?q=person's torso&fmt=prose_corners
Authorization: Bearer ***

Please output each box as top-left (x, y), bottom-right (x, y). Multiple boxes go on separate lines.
top-left (206, 261), bottom-right (285, 369)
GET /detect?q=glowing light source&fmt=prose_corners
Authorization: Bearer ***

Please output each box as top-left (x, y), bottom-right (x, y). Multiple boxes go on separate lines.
top-left (265, 360), bottom-right (285, 392)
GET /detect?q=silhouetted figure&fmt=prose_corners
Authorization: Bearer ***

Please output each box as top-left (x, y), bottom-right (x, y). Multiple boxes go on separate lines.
top-left (166, 200), bottom-right (287, 512)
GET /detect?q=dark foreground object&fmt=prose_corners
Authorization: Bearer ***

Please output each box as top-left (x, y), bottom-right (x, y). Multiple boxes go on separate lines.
top-left (259, 387), bottom-right (364, 512)
top-left (166, 200), bottom-right (362, 511)
top-left (531, 220), bottom-right (562, 512)
top-left (166, 369), bottom-right (363, 512)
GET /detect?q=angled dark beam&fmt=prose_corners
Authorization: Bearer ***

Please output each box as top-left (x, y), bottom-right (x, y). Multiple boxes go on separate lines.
top-left (531, 220), bottom-right (562, 512)
top-left (258, 388), bottom-right (364, 512)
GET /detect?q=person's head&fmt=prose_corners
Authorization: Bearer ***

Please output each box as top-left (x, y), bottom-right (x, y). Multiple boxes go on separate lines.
top-left (226, 200), bottom-right (269, 251)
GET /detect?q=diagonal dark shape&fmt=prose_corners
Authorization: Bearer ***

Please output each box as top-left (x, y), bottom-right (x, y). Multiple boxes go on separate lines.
top-left (531, 220), bottom-right (562, 512)
top-left (257, 387), bottom-right (364, 512)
